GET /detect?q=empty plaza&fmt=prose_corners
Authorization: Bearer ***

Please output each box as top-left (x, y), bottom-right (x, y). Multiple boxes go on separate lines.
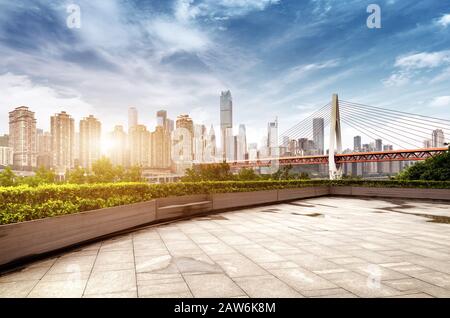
top-left (0, 196), bottom-right (449, 298)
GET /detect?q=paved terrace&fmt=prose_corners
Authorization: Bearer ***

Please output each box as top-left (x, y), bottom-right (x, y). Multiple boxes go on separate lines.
top-left (1, 197), bottom-right (449, 298)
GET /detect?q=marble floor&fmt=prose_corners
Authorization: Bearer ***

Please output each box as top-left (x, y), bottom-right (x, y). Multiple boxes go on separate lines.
top-left (0, 196), bottom-right (449, 298)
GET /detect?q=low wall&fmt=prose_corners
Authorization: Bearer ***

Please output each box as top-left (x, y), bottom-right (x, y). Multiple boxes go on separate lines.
top-left (330, 186), bottom-right (450, 200)
top-left (1, 185), bottom-right (449, 268)
top-left (0, 200), bottom-right (157, 267)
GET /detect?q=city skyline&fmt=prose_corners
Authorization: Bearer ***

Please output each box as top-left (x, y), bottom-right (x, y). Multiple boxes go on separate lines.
top-left (0, 1), bottom-right (449, 149)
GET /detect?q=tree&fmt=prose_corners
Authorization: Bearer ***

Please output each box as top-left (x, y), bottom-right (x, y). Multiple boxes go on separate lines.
top-left (90, 157), bottom-right (116, 183)
top-left (124, 166), bottom-right (143, 182)
top-left (237, 168), bottom-right (260, 181)
top-left (397, 147), bottom-right (450, 181)
top-left (181, 163), bottom-right (234, 182)
top-left (0, 167), bottom-right (17, 187)
top-left (34, 166), bottom-right (56, 184)
top-left (67, 167), bottom-right (88, 184)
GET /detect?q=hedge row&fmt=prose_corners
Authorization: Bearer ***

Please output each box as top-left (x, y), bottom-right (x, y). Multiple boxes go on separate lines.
top-left (1, 180), bottom-right (450, 225)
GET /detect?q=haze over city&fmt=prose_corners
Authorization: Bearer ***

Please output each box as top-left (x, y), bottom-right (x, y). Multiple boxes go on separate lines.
top-left (0, 0), bottom-right (449, 149)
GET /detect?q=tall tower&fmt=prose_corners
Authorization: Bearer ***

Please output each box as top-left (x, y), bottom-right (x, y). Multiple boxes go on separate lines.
top-left (329, 94), bottom-right (342, 180)
top-left (432, 129), bottom-right (445, 147)
top-left (80, 115), bottom-right (101, 169)
top-left (220, 91), bottom-right (233, 160)
top-left (128, 107), bottom-right (138, 130)
top-left (313, 118), bottom-right (324, 155)
top-left (51, 111), bottom-right (75, 173)
top-left (109, 125), bottom-right (128, 167)
top-left (237, 124), bottom-right (247, 160)
top-left (9, 106), bottom-right (37, 170)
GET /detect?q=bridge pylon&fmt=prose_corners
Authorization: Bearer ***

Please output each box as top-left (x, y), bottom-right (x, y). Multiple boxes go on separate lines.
top-left (329, 94), bottom-right (343, 180)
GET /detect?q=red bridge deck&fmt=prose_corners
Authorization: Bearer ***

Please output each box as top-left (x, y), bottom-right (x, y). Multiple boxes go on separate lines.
top-left (225, 147), bottom-right (448, 168)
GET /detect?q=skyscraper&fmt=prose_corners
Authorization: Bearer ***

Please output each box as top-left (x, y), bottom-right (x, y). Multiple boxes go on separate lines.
top-left (193, 124), bottom-right (207, 163)
top-left (0, 146), bottom-right (13, 167)
top-left (432, 129), bottom-right (445, 147)
top-left (151, 126), bottom-right (171, 169)
top-left (353, 136), bottom-right (361, 152)
top-left (128, 107), bottom-right (138, 130)
top-left (204, 125), bottom-right (217, 162)
top-left (0, 134), bottom-right (9, 147)
top-left (51, 111), bottom-right (75, 173)
top-left (156, 110), bottom-right (168, 129)
top-left (267, 119), bottom-right (279, 157)
top-left (79, 115), bottom-right (101, 169)
top-left (36, 129), bottom-right (52, 168)
top-left (176, 115), bottom-right (194, 137)
top-left (313, 118), bottom-right (324, 155)
top-left (109, 125), bottom-right (128, 167)
top-left (237, 124), bottom-right (247, 160)
top-left (9, 106), bottom-right (37, 170)
top-left (220, 91), bottom-right (233, 160)
top-left (129, 125), bottom-right (150, 167)
top-left (375, 139), bottom-right (383, 151)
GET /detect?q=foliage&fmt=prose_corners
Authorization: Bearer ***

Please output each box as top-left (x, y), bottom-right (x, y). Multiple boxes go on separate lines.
top-left (396, 148), bottom-right (450, 181)
top-left (1, 179), bottom-right (450, 225)
top-left (181, 163), bottom-right (233, 182)
top-left (0, 167), bottom-right (17, 187)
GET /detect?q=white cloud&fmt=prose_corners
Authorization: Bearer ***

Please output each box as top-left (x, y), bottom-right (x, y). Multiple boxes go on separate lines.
top-left (0, 73), bottom-right (94, 130)
top-left (382, 72), bottom-right (411, 87)
top-left (430, 96), bottom-right (450, 108)
top-left (437, 14), bottom-right (450, 27)
top-left (173, 0), bottom-right (280, 22)
top-left (394, 51), bottom-right (450, 69)
top-left (383, 50), bottom-right (450, 87)
top-left (146, 18), bottom-right (210, 55)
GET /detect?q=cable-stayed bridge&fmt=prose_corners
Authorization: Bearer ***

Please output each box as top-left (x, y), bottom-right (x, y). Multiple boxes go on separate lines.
top-left (226, 94), bottom-right (449, 179)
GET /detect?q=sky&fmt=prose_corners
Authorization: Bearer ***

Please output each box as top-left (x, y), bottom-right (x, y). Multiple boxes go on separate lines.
top-left (0, 0), bottom-right (449, 150)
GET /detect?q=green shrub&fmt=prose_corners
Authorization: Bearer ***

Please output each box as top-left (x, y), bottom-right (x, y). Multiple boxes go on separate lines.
top-left (1, 180), bottom-right (450, 225)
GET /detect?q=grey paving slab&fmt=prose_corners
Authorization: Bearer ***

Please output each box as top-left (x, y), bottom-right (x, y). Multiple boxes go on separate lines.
top-left (1, 196), bottom-right (449, 298)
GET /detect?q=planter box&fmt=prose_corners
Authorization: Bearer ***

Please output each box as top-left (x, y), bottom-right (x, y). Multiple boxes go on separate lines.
top-left (156, 194), bottom-right (212, 221)
top-left (330, 186), bottom-right (352, 195)
top-left (277, 187), bottom-right (329, 201)
top-left (350, 187), bottom-right (450, 200)
top-left (212, 190), bottom-right (279, 210)
top-left (0, 200), bottom-right (156, 267)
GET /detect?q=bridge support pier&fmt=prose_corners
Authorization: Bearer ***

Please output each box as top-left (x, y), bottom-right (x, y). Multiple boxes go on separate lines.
top-left (329, 94), bottom-right (343, 180)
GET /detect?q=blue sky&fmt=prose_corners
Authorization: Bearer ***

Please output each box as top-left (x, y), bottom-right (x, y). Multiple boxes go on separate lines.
top-left (0, 0), bottom-right (449, 148)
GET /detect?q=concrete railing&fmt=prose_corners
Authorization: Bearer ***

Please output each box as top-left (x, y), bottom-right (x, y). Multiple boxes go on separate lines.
top-left (1, 185), bottom-right (449, 268)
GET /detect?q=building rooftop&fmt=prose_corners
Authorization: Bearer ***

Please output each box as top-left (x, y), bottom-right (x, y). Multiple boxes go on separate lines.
top-left (0, 197), bottom-right (449, 298)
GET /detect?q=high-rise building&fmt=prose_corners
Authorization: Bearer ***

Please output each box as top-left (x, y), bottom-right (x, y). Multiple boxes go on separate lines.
top-left (0, 147), bottom-right (13, 167)
top-left (9, 106), bottom-right (37, 170)
top-left (237, 124), bottom-right (247, 161)
top-left (204, 125), bottom-right (217, 162)
top-left (354, 136), bottom-right (361, 152)
top-left (51, 111), bottom-right (75, 173)
top-left (0, 134), bottom-right (9, 147)
top-left (423, 139), bottom-right (432, 148)
top-left (79, 115), bottom-right (101, 169)
top-left (220, 91), bottom-right (233, 160)
top-left (109, 125), bottom-right (128, 167)
top-left (150, 126), bottom-right (171, 169)
top-left (129, 125), bottom-right (150, 167)
top-left (313, 118), bottom-right (324, 155)
top-left (176, 115), bottom-right (194, 137)
top-left (225, 128), bottom-right (236, 162)
top-left (36, 129), bottom-right (52, 168)
top-left (248, 143), bottom-right (258, 161)
top-left (166, 119), bottom-right (175, 133)
top-left (267, 119), bottom-right (279, 158)
top-left (193, 124), bottom-right (207, 163)
top-left (128, 107), bottom-right (138, 130)
top-left (432, 129), bottom-right (445, 147)
top-left (375, 139), bottom-right (383, 151)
